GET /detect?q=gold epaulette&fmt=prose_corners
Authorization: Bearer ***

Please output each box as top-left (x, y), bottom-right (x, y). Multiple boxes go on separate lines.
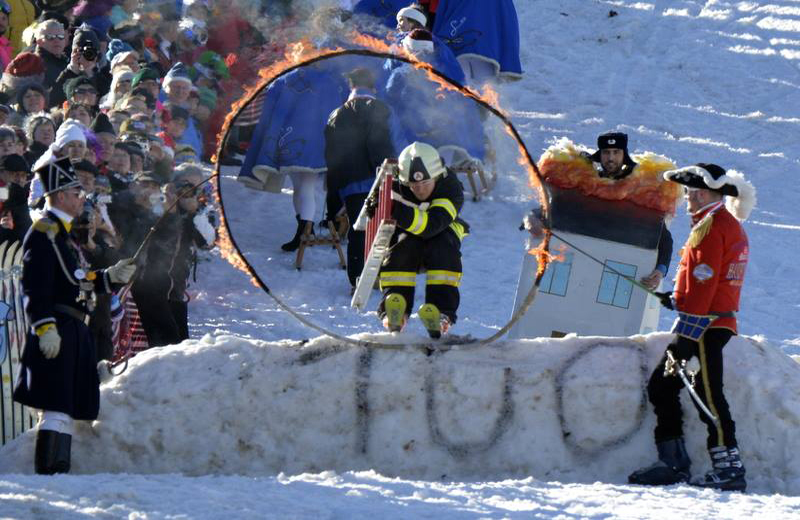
top-left (33, 218), bottom-right (59, 240)
top-left (687, 214), bottom-right (714, 248)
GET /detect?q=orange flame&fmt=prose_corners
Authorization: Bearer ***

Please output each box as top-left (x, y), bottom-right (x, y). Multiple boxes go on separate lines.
top-left (211, 175), bottom-right (261, 288)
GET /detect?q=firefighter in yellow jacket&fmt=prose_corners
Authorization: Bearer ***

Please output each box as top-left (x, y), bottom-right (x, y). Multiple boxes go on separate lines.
top-left (378, 142), bottom-right (469, 338)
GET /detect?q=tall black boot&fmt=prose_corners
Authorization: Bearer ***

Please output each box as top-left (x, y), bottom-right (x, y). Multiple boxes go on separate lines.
top-left (281, 216), bottom-right (313, 252)
top-left (628, 437), bottom-right (691, 485)
top-left (34, 430), bottom-right (72, 475)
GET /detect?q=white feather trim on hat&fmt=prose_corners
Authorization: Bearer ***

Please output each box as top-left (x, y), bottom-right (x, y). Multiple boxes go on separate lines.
top-left (397, 7), bottom-right (427, 27)
top-left (722, 169), bottom-right (757, 221)
top-left (402, 35), bottom-right (434, 55)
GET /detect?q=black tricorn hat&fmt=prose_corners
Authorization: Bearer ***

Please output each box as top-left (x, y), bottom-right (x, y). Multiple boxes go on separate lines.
top-left (35, 157), bottom-right (81, 196)
top-left (663, 163), bottom-right (757, 220)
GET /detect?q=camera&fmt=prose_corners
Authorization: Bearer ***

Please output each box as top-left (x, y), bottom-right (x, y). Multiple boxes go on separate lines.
top-left (74, 202), bottom-right (95, 244)
top-left (80, 45), bottom-right (98, 61)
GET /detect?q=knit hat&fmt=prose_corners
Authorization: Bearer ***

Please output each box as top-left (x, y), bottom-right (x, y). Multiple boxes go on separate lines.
top-left (167, 105), bottom-right (190, 122)
top-left (2, 52), bottom-right (46, 91)
top-left (63, 76), bottom-right (96, 99)
top-left (163, 62), bottom-right (193, 87)
top-left (663, 163), bottom-right (757, 221)
top-left (397, 6), bottom-right (427, 27)
top-left (190, 50), bottom-right (230, 81)
top-left (402, 29), bottom-right (434, 55)
top-left (106, 38), bottom-right (134, 63)
top-left (73, 0), bottom-right (115, 19)
top-left (90, 112), bottom-right (115, 136)
top-left (119, 118), bottom-right (148, 137)
top-left (2, 154), bottom-right (29, 173)
top-left (55, 119), bottom-right (87, 150)
top-left (110, 51), bottom-right (138, 72)
top-left (197, 86), bottom-right (217, 111)
top-left (131, 65), bottom-right (161, 89)
top-left (36, 156), bottom-right (80, 196)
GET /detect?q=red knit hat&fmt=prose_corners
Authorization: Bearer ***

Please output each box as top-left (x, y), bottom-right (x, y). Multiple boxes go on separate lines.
top-left (5, 52), bottom-right (46, 78)
top-left (1, 53), bottom-right (46, 93)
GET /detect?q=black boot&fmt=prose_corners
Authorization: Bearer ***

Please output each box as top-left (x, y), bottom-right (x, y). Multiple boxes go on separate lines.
top-left (34, 430), bottom-right (72, 475)
top-left (691, 446), bottom-right (746, 492)
top-left (281, 216), bottom-right (313, 252)
top-left (628, 437), bottom-right (691, 486)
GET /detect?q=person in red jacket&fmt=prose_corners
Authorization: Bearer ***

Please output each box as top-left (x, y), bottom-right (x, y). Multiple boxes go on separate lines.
top-left (629, 163), bottom-right (756, 492)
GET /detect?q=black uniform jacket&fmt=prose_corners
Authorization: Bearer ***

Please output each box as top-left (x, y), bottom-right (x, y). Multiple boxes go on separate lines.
top-left (324, 94), bottom-right (396, 217)
top-left (13, 211), bottom-right (114, 420)
top-left (392, 171), bottom-right (470, 241)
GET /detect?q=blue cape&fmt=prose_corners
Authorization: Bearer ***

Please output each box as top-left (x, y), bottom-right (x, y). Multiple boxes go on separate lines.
top-left (385, 62), bottom-right (485, 162)
top-left (432, 0), bottom-right (522, 77)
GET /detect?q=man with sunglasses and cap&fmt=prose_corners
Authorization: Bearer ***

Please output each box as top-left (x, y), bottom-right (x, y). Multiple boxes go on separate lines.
top-left (378, 141), bottom-right (469, 338)
top-left (629, 163), bottom-right (756, 492)
top-left (12, 157), bottom-right (137, 475)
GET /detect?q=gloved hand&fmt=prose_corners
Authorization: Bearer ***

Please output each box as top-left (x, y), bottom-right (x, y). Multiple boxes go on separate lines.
top-left (38, 326), bottom-right (61, 359)
top-left (654, 291), bottom-right (674, 310)
top-left (97, 359), bottom-right (114, 384)
top-left (669, 335), bottom-right (695, 362)
top-left (193, 212), bottom-right (216, 246)
top-left (107, 258), bottom-right (137, 284)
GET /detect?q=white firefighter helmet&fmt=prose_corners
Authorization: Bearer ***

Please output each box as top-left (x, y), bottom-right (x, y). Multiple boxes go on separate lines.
top-left (398, 142), bottom-right (446, 184)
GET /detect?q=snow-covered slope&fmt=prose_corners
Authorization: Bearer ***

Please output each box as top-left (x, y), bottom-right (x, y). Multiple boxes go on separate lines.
top-left (2, 333), bottom-right (800, 495)
top-left (3, 1), bottom-right (800, 518)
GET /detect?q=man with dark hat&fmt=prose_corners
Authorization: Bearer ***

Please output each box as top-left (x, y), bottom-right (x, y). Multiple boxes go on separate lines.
top-left (51, 24), bottom-right (101, 108)
top-left (12, 157), bottom-right (137, 475)
top-left (629, 163), bottom-right (756, 492)
top-left (324, 66), bottom-right (396, 288)
top-left (63, 75), bottom-right (98, 109)
top-left (90, 112), bottom-right (117, 170)
top-left (0, 152), bottom-right (32, 239)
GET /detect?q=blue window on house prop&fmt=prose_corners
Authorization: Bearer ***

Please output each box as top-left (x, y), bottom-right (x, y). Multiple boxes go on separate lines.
top-left (597, 260), bottom-right (637, 308)
top-left (539, 253), bottom-right (573, 297)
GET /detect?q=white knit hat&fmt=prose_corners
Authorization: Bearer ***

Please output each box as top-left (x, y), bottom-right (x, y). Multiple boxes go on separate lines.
top-left (397, 6), bottom-right (427, 27)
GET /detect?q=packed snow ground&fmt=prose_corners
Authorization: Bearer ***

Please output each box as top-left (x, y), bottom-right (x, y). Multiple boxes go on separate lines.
top-left (3, 0), bottom-right (800, 518)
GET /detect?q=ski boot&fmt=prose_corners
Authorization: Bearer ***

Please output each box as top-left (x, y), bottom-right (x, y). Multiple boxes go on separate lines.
top-left (418, 303), bottom-right (451, 339)
top-left (690, 446), bottom-right (746, 492)
top-left (628, 437), bottom-right (691, 486)
top-left (382, 293), bottom-right (407, 332)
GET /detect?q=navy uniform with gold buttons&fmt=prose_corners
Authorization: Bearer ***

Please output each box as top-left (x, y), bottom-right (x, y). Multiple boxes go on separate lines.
top-left (13, 157), bottom-right (137, 474)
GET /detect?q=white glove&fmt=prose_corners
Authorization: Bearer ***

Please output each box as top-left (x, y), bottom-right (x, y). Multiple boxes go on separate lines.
top-left (193, 212), bottom-right (216, 246)
top-left (107, 258), bottom-right (137, 284)
top-left (97, 360), bottom-right (114, 384)
top-left (39, 327), bottom-right (61, 359)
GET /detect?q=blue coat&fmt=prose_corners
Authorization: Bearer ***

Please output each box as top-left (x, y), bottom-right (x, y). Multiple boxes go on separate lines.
top-left (13, 213), bottom-right (115, 420)
top-left (432, 0), bottom-right (522, 78)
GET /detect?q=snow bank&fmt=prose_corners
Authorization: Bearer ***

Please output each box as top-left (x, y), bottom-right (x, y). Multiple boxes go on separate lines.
top-left (2, 332), bottom-right (799, 495)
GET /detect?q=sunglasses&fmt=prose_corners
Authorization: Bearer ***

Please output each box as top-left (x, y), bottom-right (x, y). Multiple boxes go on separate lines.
top-left (44, 33), bottom-right (66, 41)
top-left (74, 88), bottom-right (97, 95)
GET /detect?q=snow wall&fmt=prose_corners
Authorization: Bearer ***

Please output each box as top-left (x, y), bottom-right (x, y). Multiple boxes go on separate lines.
top-left (1, 332), bottom-right (799, 495)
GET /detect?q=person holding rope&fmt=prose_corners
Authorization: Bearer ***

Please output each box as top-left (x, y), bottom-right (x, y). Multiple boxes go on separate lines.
top-left (13, 157), bottom-right (137, 475)
top-left (526, 131), bottom-right (673, 290)
top-left (628, 163), bottom-right (756, 491)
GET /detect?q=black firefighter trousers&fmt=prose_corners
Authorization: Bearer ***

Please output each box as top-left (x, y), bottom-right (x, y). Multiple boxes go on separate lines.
top-left (378, 227), bottom-right (462, 323)
top-left (648, 328), bottom-right (738, 450)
